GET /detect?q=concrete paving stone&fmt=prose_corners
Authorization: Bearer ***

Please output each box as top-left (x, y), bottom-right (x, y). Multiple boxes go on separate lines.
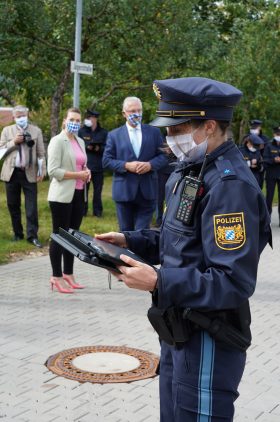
top-left (0, 207), bottom-right (279, 421)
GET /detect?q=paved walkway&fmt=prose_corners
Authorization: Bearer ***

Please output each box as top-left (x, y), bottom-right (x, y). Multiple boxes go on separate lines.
top-left (0, 208), bottom-right (279, 422)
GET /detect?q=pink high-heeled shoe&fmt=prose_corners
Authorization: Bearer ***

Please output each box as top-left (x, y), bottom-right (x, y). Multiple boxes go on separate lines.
top-left (50, 277), bottom-right (74, 294)
top-left (62, 273), bottom-right (85, 289)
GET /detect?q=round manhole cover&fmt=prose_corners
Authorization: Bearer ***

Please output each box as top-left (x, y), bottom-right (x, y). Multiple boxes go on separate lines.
top-left (45, 345), bottom-right (159, 383)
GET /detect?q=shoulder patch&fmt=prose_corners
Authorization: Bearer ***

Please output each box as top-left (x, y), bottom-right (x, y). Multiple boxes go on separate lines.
top-left (214, 212), bottom-right (246, 250)
top-left (215, 159), bottom-right (236, 180)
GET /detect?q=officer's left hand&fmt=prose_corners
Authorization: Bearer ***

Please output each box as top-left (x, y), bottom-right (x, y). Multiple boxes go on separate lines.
top-left (118, 254), bottom-right (157, 291)
top-left (37, 176), bottom-right (44, 182)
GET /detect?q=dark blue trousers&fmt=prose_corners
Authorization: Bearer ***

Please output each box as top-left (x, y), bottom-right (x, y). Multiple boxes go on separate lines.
top-left (85, 171), bottom-right (104, 216)
top-left (159, 332), bottom-right (246, 421)
top-left (265, 177), bottom-right (280, 217)
top-left (115, 190), bottom-right (156, 231)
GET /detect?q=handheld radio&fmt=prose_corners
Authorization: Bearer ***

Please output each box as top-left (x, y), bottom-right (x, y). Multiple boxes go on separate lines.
top-left (176, 155), bottom-right (208, 225)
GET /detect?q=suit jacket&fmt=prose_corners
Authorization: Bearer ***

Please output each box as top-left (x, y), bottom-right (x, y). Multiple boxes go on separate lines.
top-left (102, 123), bottom-right (167, 201)
top-left (0, 123), bottom-right (46, 182)
top-left (47, 130), bottom-right (87, 203)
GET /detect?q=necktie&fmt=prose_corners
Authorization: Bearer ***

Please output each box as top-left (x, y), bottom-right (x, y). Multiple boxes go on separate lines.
top-left (130, 128), bottom-right (141, 158)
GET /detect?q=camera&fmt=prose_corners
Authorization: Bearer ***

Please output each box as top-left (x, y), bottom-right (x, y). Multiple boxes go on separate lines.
top-left (23, 131), bottom-right (35, 148)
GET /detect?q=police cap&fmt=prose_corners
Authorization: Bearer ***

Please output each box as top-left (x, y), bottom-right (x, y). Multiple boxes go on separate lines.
top-left (273, 125), bottom-right (280, 134)
top-left (85, 109), bottom-right (100, 118)
top-left (243, 133), bottom-right (263, 146)
top-left (250, 119), bottom-right (262, 128)
top-left (150, 77), bottom-right (243, 127)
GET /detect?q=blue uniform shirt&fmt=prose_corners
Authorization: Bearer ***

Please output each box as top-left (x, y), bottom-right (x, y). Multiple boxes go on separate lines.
top-left (124, 140), bottom-right (271, 312)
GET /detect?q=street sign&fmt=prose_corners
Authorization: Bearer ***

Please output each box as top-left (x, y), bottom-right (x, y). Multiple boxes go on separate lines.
top-left (71, 61), bottom-right (93, 75)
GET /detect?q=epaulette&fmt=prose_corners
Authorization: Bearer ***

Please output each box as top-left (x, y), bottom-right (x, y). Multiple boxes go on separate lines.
top-left (215, 157), bottom-right (237, 180)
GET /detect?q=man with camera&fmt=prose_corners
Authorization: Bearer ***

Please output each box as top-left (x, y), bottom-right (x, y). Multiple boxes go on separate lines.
top-left (0, 105), bottom-right (46, 247)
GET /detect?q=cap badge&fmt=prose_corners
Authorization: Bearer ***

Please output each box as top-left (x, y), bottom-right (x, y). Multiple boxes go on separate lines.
top-left (153, 83), bottom-right (162, 100)
top-left (213, 212), bottom-right (246, 250)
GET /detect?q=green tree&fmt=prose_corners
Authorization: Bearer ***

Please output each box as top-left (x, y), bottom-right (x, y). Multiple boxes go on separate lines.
top-left (0, 0), bottom-right (279, 141)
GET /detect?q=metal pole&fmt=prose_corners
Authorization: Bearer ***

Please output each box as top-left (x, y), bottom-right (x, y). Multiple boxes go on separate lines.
top-left (73, 0), bottom-right (83, 107)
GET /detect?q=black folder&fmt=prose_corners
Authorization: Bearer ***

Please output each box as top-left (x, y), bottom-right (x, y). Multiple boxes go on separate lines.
top-left (51, 228), bottom-right (148, 273)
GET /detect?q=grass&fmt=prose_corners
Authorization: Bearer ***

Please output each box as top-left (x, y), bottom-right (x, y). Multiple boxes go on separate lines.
top-left (0, 175), bottom-right (119, 265)
top-left (0, 174), bottom-right (278, 264)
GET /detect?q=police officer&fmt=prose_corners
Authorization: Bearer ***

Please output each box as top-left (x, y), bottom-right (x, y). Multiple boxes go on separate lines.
top-left (263, 125), bottom-right (280, 225)
top-left (249, 119), bottom-right (269, 144)
top-left (239, 133), bottom-right (264, 187)
top-left (78, 110), bottom-right (108, 216)
top-left (96, 77), bottom-right (271, 421)
top-left (249, 119), bottom-right (269, 189)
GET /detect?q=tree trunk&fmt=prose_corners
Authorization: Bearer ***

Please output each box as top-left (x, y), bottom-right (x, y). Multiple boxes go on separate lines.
top-left (50, 65), bottom-right (72, 138)
top-left (239, 118), bottom-right (246, 144)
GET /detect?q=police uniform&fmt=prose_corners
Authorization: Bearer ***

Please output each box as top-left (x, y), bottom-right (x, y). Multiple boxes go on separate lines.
top-left (263, 126), bottom-right (280, 223)
top-left (78, 110), bottom-right (108, 216)
top-left (239, 133), bottom-right (264, 187)
top-left (156, 150), bottom-right (177, 226)
top-left (249, 119), bottom-right (269, 189)
top-left (123, 77), bottom-right (271, 421)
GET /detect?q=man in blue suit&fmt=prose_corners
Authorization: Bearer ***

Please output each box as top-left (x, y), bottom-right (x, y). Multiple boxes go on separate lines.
top-left (103, 96), bottom-right (167, 230)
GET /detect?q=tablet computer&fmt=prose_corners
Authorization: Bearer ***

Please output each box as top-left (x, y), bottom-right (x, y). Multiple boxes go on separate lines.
top-left (67, 228), bottom-right (147, 267)
top-left (53, 228), bottom-right (149, 273)
top-left (50, 233), bottom-right (99, 266)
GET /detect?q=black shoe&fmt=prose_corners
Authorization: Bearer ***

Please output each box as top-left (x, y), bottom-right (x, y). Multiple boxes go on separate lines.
top-left (12, 234), bottom-right (24, 242)
top-left (94, 213), bottom-right (102, 218)
top-left (28, 238), bottom-right (43, 248)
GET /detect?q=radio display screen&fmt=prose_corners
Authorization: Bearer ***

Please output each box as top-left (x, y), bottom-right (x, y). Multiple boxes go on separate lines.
top-left (184, 184), bottom-right (197, 199)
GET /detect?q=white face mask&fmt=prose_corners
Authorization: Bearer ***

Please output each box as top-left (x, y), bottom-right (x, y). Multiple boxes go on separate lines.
top-left (250, 129), bottom-right (260, 135)
top-left (166, 128), bottom-right (208, 162)
top-left (166, 133), bottom-right (195, 161)
top-left (248, 146), bottom-right (257, 152)
top-left (187, 139), bottom-right (208, 162)
top-left (84, 119), bottom-right (92, 127)
top-left (15, 116), bottom-right (28, 128)
top-left (274, 136), bottom-right (280, 142)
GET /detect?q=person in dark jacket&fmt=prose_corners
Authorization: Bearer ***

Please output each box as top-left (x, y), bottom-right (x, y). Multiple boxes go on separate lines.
top-left (249, 119), bottom-right (269, 189)
top-left (239, 133), bottom-right (264, 188)
top-left (97, 77), bottom-right (271, 421)
top-left (263, 125), bottom-right (280, 225)
top-left (78, 109), bottom-right (108, 217)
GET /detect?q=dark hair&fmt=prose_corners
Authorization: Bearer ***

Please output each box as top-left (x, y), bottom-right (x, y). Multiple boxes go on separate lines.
top-left (168, 119), bottom-right (230, 136)
top-left (242, 135), bottom-right (251, 145)
top-left (190, 119), bottom-right (230, 136)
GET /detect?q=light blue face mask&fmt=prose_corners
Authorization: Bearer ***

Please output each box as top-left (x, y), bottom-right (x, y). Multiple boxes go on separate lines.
top-left (66, 121), bottom-right (81, 133)
top-left (127, 113), bottom-right (142, 126)
top-left (15, 116), bottom-right (28, 128)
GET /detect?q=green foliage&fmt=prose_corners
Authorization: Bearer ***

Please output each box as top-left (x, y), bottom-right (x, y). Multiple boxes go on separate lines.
top-left (0, 0), bottom-right (279, 139)
top-left (0, 175), bottom-right (119, 264)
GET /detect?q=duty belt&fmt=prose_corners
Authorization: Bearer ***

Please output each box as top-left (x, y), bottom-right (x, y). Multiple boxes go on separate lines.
top-left (147, 306), bottom-right (251, 352)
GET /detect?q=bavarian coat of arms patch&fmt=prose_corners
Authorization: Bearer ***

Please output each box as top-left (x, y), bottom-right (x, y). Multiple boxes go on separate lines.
top-left (213, 212), bottom-right (246, 250)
